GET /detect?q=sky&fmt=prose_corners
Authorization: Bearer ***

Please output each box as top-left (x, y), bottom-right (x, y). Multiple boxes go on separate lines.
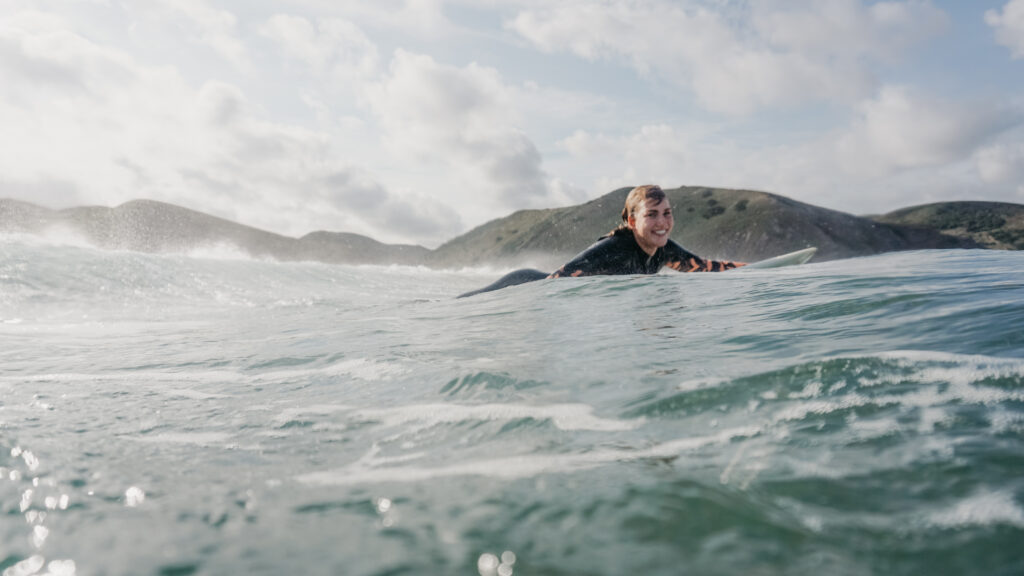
top-left (2, 0), bottom-right (1023, 247)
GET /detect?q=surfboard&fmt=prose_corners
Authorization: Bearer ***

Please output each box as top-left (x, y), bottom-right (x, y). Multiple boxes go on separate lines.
top-left (740, 246), bottom-right (817, 269)
top-left (458, 247), bottom-right (818, 297)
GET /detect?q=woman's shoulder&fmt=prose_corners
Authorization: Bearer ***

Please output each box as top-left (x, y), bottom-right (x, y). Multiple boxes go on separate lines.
top-left (550, 228), bottom-right (636, 277)
top-left (584, 228), bottom-right (634, 253)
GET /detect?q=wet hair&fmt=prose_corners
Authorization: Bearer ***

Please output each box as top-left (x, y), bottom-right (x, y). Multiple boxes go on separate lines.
top-left (605, 184), bottom-right (667, 238)
top-left (621, 185), bottom-right (666, 222)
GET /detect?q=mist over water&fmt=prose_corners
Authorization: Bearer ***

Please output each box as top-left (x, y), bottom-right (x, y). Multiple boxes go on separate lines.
top-left (2, 235), bottom-right (1023, 576)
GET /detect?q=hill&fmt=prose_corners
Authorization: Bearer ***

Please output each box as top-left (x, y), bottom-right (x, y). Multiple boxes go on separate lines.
top-left (3, 188), bottom-right (1013, 269)
top-left (870, 201), bottom-right (1024, 250)
top-left (429, 186), bottom-right (977, 268)
top-left (0, 199), bottom-right (425, 264)
top-left (299, 231), bottom-right (431, 266)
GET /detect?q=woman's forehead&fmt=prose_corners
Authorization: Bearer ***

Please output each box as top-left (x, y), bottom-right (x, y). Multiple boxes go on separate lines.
top-left (640, 197), bottom-right (670, 210)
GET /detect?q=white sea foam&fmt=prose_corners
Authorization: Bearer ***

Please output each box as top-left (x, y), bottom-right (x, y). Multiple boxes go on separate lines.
top-left (766, 350), bottom-right (1024, 428)
top-left (184, 242), bottom-right (260, 261)
top-left (254, 358), bottom-right (409, 383)
top-left (352, 403), bottom-right (638, 432)
top-left (163, 388), bottom-right (232, 400)
top-left (273, 404), bottom-right (353, 426)
top-left (130, 432), bottom-right (236, 447)
top-left (927, 489), bottom-right (1024, 529)
top-left (0, 370), bottom-right (247, 385)
top-left (271, 402), bottom-right (637, 433)
top-left (296, 426), bottom-right (760, 486)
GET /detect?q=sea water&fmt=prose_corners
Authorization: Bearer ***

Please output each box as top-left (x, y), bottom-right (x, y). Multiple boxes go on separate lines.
top-left (1, 235), bottom-right (1023, 576)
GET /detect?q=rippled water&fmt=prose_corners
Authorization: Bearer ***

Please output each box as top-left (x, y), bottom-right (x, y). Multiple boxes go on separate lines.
top-left (2, 236), bottom-right (1023, 576)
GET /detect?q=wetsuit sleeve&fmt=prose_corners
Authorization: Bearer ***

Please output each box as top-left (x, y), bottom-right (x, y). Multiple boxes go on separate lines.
top-left (662, 240), bottom-right (746, 272)
top-left (547, 237), bottom-right (621, 278)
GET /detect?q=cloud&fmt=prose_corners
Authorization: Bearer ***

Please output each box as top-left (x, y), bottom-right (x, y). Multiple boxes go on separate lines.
top-left (365, 50), bottom-right (551, 209)
top-left (319, 169), bottom-right (454, 239)
top-left (506, 0), bottom-right (947, 115)
top-left (752, 0), bottom-right (947, 60)
top-left (275, 0), bottom-right (456, 39)
top-left (976, 141), bottom-right (1024, 190)
top-left (986, 0), bottom-right (1024, 59)
top-left (561, 124), bottom-right (707, 188)
top-left (0, 9), bottom-right (453, 244)
top-left (835, 86), bottom-right (1016, 175)
top-left (558, 85), bottom-right (1022, 213)
top-left (153, 0), bottom-right (250, 71)
top-left (0, 177), bottom-right (83, 208)
top-left (260, 14), bottom-right (379, 80)
top-left (0, 10), bottom-right (131, 102)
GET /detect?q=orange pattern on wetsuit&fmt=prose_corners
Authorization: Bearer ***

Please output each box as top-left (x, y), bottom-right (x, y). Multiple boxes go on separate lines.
top-left (665, 257), bottom-right (742, 273)
top-left (547, 228), bottom-right (744, 278)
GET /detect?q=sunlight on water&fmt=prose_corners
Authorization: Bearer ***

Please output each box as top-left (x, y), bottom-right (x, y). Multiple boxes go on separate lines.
top-left (124, 487), bottom-right (146, 507)
top-left (2, 446), bottom-right (78, 576)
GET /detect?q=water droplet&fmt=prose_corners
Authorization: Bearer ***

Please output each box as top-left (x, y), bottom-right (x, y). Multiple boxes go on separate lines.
top-left (477, 553), bottom-right (499, 576)
top-left (4, 555), bottom-right (44, 576)
top-left (125, 486), bottom-right (146, 507)
top-left (22, 451), bottom-right (40, 471)
top-left (32, 525), bottom-right (50, 548)
top-left (501, 551), bottom-right (516, 565)
top-left (375, 497), bottom-right (392, 514)
top-left (48, 559), bottom-right (77, 576)
top-left (20, 489), bottom-right (34, 512)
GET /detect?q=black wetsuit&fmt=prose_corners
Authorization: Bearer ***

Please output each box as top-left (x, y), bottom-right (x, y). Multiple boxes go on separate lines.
top-left (458, 228), bottom-right (743, 297)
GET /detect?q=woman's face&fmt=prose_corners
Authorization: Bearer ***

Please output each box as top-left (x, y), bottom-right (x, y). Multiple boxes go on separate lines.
top-left (629, 197), bottom-right (673, 255)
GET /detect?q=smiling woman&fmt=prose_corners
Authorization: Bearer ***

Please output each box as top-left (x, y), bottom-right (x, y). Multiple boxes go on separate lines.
top-left (549, 184), bottom-right (745, 277)
top-left (458, 185), bottom-right (746, 297)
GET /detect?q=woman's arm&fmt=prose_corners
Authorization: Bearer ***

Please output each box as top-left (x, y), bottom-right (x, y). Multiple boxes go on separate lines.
top-left (663, 240), bottom-right (746, 272)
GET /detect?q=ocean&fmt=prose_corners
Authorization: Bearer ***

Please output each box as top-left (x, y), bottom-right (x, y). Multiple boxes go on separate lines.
top-left (2, 234), bottom-right (1023, 576)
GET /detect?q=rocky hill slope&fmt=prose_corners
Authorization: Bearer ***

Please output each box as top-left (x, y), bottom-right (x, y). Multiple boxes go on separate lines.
top-left (870, 201), bottom-right (1024, 251)
top-left (0, 198), bottom-right (428, 265)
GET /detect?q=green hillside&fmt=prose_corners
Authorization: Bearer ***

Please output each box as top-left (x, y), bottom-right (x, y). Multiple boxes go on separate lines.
top-left (871, 201), bottom-right (1024, 250)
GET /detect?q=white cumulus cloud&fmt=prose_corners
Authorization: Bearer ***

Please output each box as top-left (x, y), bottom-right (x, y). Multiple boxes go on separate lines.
top-left (507, 0), bottom-right (947, 116)
top-left (835, 86), bottom-right (1014, 175)
top-left (364, 50), bottom-right (551, 213)
top-left (986, 0), bottom-right (1024, 59)
top-left (976, 141), bottom-right (1024, 190)
top-left (260, 14), bottom-right (379, 80)
top-left (153, 0), bottom-right (251, 71)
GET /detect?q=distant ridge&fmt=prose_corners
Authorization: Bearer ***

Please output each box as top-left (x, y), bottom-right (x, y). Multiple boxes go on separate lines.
top-left (0, 199), bottom-right (426, 265)
top-left (870, 201), bottom-right (1024, 251)
top-left (3, 187), bottom-right (1017, 269)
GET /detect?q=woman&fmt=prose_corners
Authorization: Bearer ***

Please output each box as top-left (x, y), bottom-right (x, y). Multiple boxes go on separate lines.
top-left (458, 185), bottom-right (745, 298)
